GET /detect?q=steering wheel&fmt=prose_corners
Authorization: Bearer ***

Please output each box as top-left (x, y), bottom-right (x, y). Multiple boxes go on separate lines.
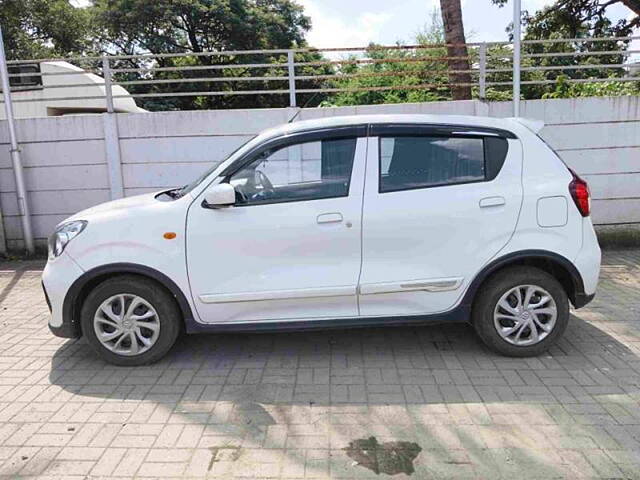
top-left (255, 170), bottom-right (274, 192)
top-left (249, 169), bottom-right (275, 202)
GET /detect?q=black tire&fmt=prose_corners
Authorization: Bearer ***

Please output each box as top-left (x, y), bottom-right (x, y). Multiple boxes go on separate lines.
top-left (80, 275), bottom-right (181, 366)
top-left (472, 266), bottom-right (569, 357)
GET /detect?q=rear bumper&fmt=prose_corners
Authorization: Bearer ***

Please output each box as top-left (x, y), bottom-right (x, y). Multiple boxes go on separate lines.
top-left (573, 218), bottom-right (602, 299)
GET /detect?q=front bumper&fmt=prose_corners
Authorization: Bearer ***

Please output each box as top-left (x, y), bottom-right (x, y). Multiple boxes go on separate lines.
top-left (48, 313), bottom-right (81, 338)
top-left (42, 252), bottom-right (84, 338)
top-left (573, 292), bottom-right (596, 309)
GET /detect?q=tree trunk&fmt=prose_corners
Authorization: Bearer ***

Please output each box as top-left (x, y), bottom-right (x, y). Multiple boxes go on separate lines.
top-left (439, 0), bottom-right (472, 100)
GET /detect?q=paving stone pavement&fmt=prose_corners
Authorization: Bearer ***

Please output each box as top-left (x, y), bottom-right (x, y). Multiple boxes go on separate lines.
top-left (0, 250), bottom-right (640, 479)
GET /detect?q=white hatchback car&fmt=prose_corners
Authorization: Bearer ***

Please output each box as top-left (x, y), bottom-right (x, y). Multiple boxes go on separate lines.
top-left (43, 114), bottom-right (601, 366)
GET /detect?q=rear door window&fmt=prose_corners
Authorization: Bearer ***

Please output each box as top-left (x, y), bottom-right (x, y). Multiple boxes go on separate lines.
top-left (379, 134), bottom-right (509, 193)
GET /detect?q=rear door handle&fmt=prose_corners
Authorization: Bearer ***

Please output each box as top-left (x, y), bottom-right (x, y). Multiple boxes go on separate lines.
top-left (479, 196), bottom-right (506, 208)
top-left (317, 212), bottom-right (343, 224)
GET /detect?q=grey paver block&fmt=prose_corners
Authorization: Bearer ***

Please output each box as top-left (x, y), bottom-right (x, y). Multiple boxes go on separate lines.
top-left (1, 251), bottom-right (640, 478)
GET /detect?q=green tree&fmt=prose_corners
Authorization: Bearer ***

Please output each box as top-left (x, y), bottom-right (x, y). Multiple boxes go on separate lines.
top-left (491, 0), bottom-right (639, 99)
top-left (322, 11), bottom-right (454, 107)
top-left (91, 0), bottom-right (311, 54)
top-left (543, 74), bottom-right (640, 98)
top-left (0, 0), bottom-right (91, 59)
top-left (492, 0), bottom-right (639, 33)
top-left (91, 0), bottom-right (330, 110)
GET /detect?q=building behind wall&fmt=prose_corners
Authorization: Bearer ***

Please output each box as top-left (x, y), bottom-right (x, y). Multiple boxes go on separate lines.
top-left (0, 61), bottom-right (144, 119)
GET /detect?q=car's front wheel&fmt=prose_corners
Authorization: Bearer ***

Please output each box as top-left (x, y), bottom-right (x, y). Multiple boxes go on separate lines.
top-left (80, 275), bottom-right (181, 366)
top-left (472, 266), bottom-right (569, 357)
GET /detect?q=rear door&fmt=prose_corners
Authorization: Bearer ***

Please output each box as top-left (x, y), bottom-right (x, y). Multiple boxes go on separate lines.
top-left (359, 124), bottom-right (523, 316)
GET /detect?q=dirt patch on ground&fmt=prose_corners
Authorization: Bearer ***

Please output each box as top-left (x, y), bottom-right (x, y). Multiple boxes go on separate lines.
top-left (344, 436), bottom-right (422, 476)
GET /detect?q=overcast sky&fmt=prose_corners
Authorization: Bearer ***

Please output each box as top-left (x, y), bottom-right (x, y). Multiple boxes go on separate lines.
top-left (72, 0), bottom-right (635, 48)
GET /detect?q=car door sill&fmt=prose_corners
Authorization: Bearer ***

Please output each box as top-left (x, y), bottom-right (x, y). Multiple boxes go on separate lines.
top-left (185, 305), bottom-right (469, 334)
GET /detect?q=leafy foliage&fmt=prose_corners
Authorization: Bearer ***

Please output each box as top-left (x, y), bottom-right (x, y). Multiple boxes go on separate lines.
top-left (492, 0), bottom-right (640, 37)
top-left (2, 0), bottom-right (638, 110)
top-left (91, 0), bottom-right (311, 54)
top-left (90, 0), bottom-right (333, 110)
top-left (0, 0), bottom-right (91, 59)
top-left (321, 13), bottom-right (455, 107)
top-left (488, 0), bottom-right (639, 100)
top-left (319, 1), bottom-right (640, 107)
top-left (543, 75), bottom-right (640, 98)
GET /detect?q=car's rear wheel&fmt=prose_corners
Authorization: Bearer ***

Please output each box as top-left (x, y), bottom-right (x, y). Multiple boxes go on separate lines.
top-left (472, 266), bottom-right (569, 357)
top-left (81, 275), bottom-right (181, 366)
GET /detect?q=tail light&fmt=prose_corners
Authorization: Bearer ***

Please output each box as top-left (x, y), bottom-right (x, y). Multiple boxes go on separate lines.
top-left (568, 169), bottom-right (590, 217)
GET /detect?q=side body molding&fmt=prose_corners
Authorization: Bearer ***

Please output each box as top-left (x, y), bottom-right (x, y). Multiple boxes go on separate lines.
top-left (359, 277), bottom-right (463, 295)
top-left (199, 286), bottom-right (356, 304)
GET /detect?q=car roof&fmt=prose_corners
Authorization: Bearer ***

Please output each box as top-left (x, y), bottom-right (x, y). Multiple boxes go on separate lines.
top-left (260, 114), bottom-right (522, 139)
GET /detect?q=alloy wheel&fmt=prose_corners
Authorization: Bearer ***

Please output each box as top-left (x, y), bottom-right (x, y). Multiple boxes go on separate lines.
top-left (93, 294), bottom-right (160, 356)
top-left (493, 284), bottom-right (557, 346)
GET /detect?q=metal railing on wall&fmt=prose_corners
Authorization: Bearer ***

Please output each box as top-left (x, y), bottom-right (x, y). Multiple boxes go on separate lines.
top-left (2, 35), bottom-right (639, 114)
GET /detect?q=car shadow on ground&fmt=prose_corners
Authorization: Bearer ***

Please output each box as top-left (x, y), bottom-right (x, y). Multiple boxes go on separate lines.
top-left (45, 313), bottom-right (640, 478)
top-left (49, 313), bottom-right (639, 403)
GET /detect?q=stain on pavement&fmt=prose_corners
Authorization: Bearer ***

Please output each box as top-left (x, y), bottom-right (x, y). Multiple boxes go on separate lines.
top-left (344, 436), bottom-right (422, 476)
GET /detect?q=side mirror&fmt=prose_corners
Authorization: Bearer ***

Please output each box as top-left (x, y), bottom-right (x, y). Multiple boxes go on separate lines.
top-left (203, 183), bottom-right (236, 208)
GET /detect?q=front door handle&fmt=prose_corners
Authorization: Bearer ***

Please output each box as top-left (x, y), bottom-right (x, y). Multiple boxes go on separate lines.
top-left (317, 212), bottom-right (343, 224)
top-left (479, 196), bottom-right (506, 208)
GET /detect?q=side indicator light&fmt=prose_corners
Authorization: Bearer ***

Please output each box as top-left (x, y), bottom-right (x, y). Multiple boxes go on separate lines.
top-left (163, 232), bottom-right (177, 240)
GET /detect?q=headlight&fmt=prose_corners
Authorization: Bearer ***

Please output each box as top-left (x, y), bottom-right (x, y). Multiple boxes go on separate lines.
top-left (48, 220), bottom-right (87, 259)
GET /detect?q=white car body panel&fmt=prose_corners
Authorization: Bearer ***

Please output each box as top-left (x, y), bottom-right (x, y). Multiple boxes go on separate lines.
top-left (185, 137), bottom-right (368, 323)
top-left (60, 192), bottom-right (199, 322)
top-left (358, 137), bottom-right (523, 316)
top-left (495, 127), bottom-right (585, 270)
top-left (41, 114), bottom-right (601, 348)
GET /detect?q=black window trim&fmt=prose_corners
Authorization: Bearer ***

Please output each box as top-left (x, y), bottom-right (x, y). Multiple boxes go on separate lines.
top-left (219, 125), bottom-right (367, 207)
top-left (220, 123), bottom-right (514, 178)
top-left (369, 123), bottom-right (518, 139)
top-left (220, 125), bottom-right (367, 177)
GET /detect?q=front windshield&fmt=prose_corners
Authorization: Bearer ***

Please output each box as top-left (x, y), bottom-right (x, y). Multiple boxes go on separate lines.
top-left (176, 134), bottom-right (260, 196)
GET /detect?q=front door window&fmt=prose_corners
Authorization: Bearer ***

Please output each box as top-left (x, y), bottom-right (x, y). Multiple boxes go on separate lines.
top-left (228, 138), bottom-right (357, 206)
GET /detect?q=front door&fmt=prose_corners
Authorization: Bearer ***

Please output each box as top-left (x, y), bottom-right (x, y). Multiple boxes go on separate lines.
top-left (359, 125), bottom-right (523, 316)
top-left (186, 130), bottom-right (367, 324)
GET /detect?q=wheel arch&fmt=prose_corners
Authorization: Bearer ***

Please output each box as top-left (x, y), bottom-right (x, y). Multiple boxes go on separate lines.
top-left (62, 263), bottom-right (195, 338)
top-left (462, 250), bottom-right (589, 311)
